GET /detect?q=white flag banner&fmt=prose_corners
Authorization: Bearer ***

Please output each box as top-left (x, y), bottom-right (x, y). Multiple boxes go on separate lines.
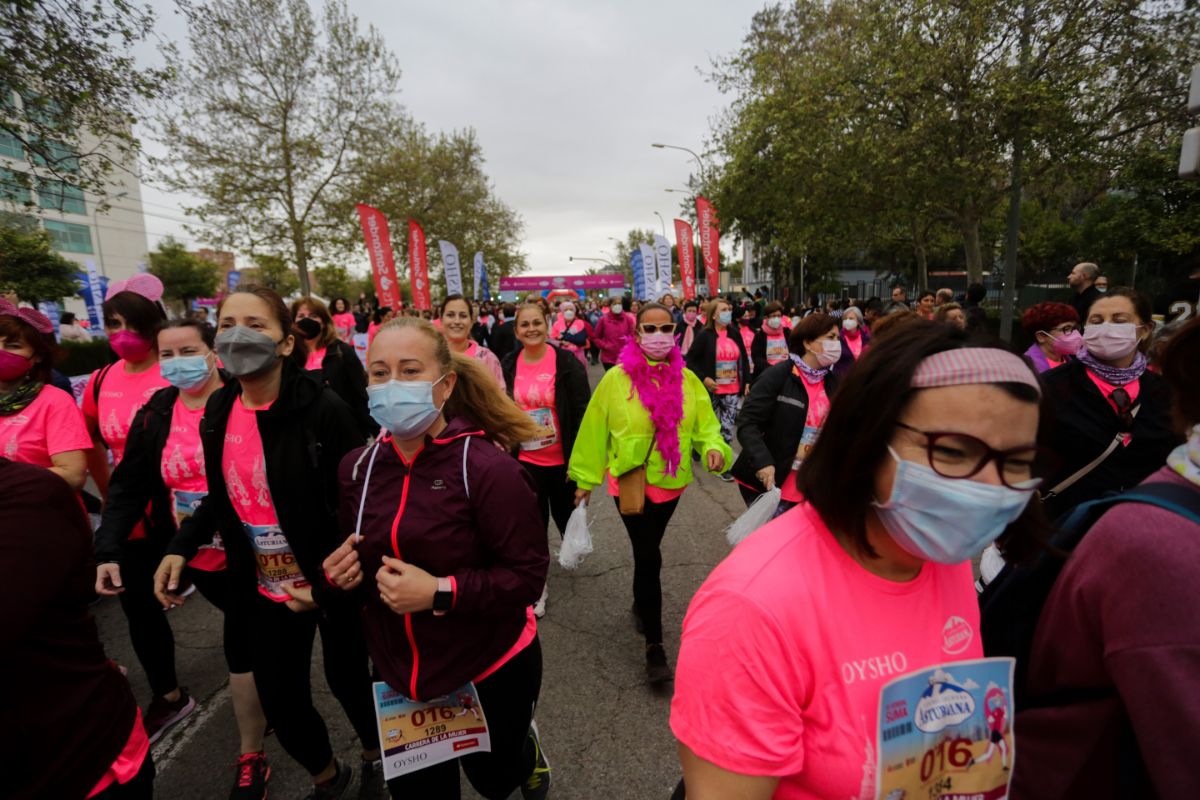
top-left (653, 234), bottom-right (673, 299)
top-left (438, 240), bottom-right (464, 296)
top-left (473, 251), bottom-right (484, 299)
top-left (638, 243), bottom-right (656, 303)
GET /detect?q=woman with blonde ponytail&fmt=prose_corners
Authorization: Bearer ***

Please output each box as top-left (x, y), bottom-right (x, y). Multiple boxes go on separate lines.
top-left (322, 317), bottom-right (553, 799)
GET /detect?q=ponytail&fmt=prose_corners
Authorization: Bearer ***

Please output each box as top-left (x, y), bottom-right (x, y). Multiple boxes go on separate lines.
top-left (446, 353), bottom-right (542, 449)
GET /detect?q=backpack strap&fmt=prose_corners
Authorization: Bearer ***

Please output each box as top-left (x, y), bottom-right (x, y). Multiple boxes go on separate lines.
top-left (91, 362), bottom-right (117, 448)
top-left (1103, 481), bottom-right (1200, 526)
top-left (1042, 403), bottom-right (1142, 500)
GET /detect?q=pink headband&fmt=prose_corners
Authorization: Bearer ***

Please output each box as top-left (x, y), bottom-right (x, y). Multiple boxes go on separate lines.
top-left (912, 348), bottom-right (1041, 396)
top-left (0, 299), bottom-right (54, 334)
top-left (105, 273), bottom-right (164, 303)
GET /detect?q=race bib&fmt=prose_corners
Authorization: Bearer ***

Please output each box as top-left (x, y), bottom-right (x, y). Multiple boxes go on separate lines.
top-left (244, 522), bottom-right (308, 601)
top-left (715, 358), bottom-right (737, 387)
top-left (875, 657), bottom-right (1015, 800)
top-left (793, 425), bottom-right (821, 470)
top-left (174, 489), bottom-right (208, 524)
top-left (373, 681), bottom-right (491, 780)
top-left (765, 336), bottom-right (789, 364)
top-left (176, 489), bottom-right (225, 571)
top-left (520, 407), bottom-right (558, 451)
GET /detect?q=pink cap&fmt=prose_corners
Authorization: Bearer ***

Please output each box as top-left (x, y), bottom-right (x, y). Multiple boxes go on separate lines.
top-left (105, 273), bottom-right (164, 303)
top-left (0, 298), bottom-right (54, 334)
top-left (912, 348), bottom-right (1041, 396)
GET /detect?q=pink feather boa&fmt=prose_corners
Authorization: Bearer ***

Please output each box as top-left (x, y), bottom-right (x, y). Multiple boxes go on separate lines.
top-left (619, 338), bottom-right (684, 477)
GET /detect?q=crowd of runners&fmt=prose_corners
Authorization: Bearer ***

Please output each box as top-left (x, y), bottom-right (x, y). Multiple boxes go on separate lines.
top-left (3, 260), bottom-right (1199, 799)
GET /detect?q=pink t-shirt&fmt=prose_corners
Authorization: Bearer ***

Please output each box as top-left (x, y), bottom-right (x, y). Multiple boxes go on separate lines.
top-left (844, 332), bottom-right (864, 360)
top-left (0, 384), bottom-right (91, 467)
top-left (514, 349), bottom-right (564, 467)
top-left (671, 502), bottom-right (981, 799)
top-left (781, 377), bottom-right (830, 503)
top-left (332, 312), bottom-right (356, 341)
top-left (764, 332), bottom-right (789, 365)
top-left (305, 346), bottom-right (326, 372)
top-left (162, 397), bottom-right (224, 571)
top-left (81, 361), bottom-right (168, 465)
top-left (464, 340), bottom-right (505, 388)
top-left (222, 397), bottom-right (308, 601)
top-left (715, 330), bottom-right (740, 395)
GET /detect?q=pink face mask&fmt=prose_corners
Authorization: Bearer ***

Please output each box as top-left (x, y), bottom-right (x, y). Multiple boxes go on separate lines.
top-left (0, 350), bottom-right (31, 381)
top-left (109, 330), bottom-right (152, 361)
top-left (640, 332), bottom-right (676, 360)
top-left (1048, 330), bottom-right (1083, 356)
top-left (684, 311), bottom-right (698, 324)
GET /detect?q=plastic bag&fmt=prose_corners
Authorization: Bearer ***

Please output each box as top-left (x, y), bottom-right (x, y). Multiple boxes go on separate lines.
top-left (558, 500), bottom-right (593, 569)
top-left (725, 487), bottom-right (782, 547)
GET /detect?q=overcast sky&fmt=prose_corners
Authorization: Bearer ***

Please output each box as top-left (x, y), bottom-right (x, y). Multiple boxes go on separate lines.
top-left (132, 0), bottom-right (765, 277)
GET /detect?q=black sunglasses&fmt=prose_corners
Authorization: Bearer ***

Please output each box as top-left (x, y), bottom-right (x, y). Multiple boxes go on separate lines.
top-left (640, 323), bottom-right (676, 334)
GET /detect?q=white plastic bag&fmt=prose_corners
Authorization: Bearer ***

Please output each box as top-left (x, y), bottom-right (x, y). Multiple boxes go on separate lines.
top-left (558, 500), bottom-right (593, 569)
top-left (725, 487), bottom-right (782, 547)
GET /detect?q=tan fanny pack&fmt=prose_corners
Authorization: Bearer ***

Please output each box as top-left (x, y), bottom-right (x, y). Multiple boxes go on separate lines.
top-left (617, 448), bottom-right (654, 516)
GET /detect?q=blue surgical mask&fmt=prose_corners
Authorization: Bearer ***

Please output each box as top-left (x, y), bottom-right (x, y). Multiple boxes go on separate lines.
top-left (717, 311), bottom-right (732, 325)
top-left (367, 376), bottom-right (447, 439)
top-left (872, 448), bottom-right (1039, 564)
top-left (160, 354), bottom-right (213, 391)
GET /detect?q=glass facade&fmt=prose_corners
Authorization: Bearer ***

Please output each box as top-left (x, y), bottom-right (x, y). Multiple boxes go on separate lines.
top-left (43, 219), bottom-right (93, 254)
top-left (37, 177), bottom-right (86, 214)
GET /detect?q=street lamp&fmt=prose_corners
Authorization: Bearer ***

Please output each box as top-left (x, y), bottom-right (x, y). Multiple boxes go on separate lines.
top-left (568, 256), bottom-right (617, 268)
top-left (664, 188), bottom-right (691, 194)
top-left (92, 190), bottom-right (129, 277)
top-left (653, 211), bottom-right (667, 237)
top-left (651, 143), bottom-right (706, 183)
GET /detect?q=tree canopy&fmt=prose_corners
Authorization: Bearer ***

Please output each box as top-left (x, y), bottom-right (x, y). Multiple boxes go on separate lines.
top-left (147, 237), bottom-right (220, 311)
top-left (0, 223), bottom-right (80, 303)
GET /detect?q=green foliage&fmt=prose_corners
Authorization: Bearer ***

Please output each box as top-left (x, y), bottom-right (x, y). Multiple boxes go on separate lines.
top-left (312, 263), bottom-right (357, 301)
top-left (240, 253), bottom-right (300, 297)
top-left (147, 237), bottom-right (220, 310)
top-left (0, 224), bottom-right (79, 302)
top-left (0, 0), bottom-right (172, 197)
top-left (58, 337), bottom-right (116, 377)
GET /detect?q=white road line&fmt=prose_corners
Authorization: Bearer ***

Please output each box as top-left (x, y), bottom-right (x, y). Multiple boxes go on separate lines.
top-left (152, 684), bottom-right (231, 773)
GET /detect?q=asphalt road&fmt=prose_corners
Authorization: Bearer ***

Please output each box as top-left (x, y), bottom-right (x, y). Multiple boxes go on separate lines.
top-left (91, 361), bottom-right (747, 799)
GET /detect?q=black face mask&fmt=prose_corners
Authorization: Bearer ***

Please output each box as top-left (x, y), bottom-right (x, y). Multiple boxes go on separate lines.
top-left (296, 317), bottom-right (322, 340)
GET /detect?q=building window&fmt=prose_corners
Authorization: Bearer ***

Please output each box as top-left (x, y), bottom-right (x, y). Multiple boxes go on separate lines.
top-left (0, 167), bottom-right (32, 205)
top-left (37, 177), bottom-right (86, 215)
top-left (29, 138), bottom-right (80, 173)
top-left (43, 219), bottom-right (93, 254)
top-left (0, 128), bottom-right (21, 159)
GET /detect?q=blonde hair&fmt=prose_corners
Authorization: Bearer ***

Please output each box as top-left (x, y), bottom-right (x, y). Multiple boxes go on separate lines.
top-left (374, 317), bottom-right (542, 447)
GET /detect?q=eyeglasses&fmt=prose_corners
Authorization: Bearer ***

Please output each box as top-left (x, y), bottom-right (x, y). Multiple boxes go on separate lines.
top-left (1046, 324), bottom-right (1077, 336)
top-left (640, 323), bottom-right (676, 334)
top-left (894, 422), bottom-right (1056, 489)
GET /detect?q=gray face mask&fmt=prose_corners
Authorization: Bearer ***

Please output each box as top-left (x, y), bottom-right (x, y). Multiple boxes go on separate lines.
top-left (215, 326), bottom-right (283, 378)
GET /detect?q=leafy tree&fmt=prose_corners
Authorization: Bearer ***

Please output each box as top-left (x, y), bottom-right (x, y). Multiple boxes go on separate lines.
top-left (240, 253), bottom-right (300, 297)
top-left (0, 0), bottom-right (172, 196)
top-left (312, 262), bottom-right (357, 302)
top-left (0, 224), bottom-right (79, 302)
top-left (155, 0), bottom-right (401, 296)
top-left (147, 237), bottom-right (220, 312)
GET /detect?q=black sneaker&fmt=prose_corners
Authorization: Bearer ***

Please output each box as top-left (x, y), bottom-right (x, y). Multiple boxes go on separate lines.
top-left (646, 643), bottom-right (672, 685)
top-left (718, 471), bottom-right (735, 483)
top-left (631, 602), bottom-right (644, 635)
top-left (144, 688), bottom-right (197, 744)
top-left (358, 759), bottom-right (386, 799)
top-left (229, 751), bottom-right (270, 800)
top-left (521, 721), bottom-right (551, 799)
top-left (304, 760), bottom-right (354, 800)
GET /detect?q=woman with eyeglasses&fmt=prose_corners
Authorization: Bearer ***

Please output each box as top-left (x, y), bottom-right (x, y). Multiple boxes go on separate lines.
top-left (549, 300), bottom-right (591, 368)
top-left (502, 302), bottom-right (592, 618)
top-left (1040, 288), bottom-right (1181, 521)
top-left (1021, 302), bottom-right (1081, 373)
top-left (686, 297), bottom-right (750, 482)
top-left (569, 303), bottom-right (731, 684)
top-left (672, 322), bottom-right (1053, 799)
top-left (439, 294), bottom-right (506, 387)
top-left (748, 301), bottom-right (792, 376)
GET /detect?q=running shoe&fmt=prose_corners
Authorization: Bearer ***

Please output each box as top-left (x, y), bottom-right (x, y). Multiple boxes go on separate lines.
top-left (533, 584), bottom-right (548, 619)
top-left (358, 759), bottom-right (386, 799)
top-left (144, 688), bottom-right (197, 744)
top-left (646, 643), bottom-right (672, 685)
top-left (229, 751), bottom-right (270, 800)
top-left (521, 721), bottom-right (552, 799)
top-left (304, 760), bottom-right (354, 800)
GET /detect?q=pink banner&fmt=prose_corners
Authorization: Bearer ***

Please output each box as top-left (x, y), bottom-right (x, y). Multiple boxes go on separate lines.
top-left (356, 204), bottom-right (402, 311)
top-left (695, 196), bottom-right (720, 296)
top-left (674, 218), bottom-right (696, 300)
top-left (408, 219), bottom-right (431, 310)
top-left (499, 274), bottom-right (626, 291)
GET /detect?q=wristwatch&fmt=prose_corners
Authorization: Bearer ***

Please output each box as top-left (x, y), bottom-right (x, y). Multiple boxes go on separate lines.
top-left (432, 577), bottom-right (453, 616)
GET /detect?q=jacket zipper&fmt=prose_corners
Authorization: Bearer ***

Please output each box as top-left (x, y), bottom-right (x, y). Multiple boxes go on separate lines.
top-left (388, 440), bottom-right (423, 699)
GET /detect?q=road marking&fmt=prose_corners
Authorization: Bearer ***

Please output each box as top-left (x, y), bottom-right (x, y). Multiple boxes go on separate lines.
top-left (152, 684), bottom-right (231, 773)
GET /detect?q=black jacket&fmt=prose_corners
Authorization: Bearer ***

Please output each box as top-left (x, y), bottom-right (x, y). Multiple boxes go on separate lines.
top-left (94, 384), bottom-right (188, 562)
top-left (749, 326), bottom-right (792, 377)
top-left (167, 366), bottom-right (363, 608)
top-left (685, 325), bottom-right (751, 394)
top-left (1040, 359), bottom-right (1180, 521)
top-left (1071, 285), bottom-right (1102, 322)
top-left (500, 346), bottom-right (591, 464)
top-left (313, 338), bottom-right (375, 440)
top-left (731, 361), bottom-right (839, 494)
top-left (489, 320), bottom-right (517, 361)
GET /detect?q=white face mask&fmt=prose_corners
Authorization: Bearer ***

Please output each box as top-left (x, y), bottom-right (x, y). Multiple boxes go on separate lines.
top-left (813, 339), bottom-right (842, 366)
top-left (767, 316), bottom-right (783, 330)
top-left (1083, 322), bottom-right (1141, 361)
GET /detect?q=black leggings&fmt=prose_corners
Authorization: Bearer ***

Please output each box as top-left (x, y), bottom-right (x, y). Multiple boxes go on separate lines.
top-left (115, 539), bottom-right (178, 697)
top-left (249, 593), bottom-right (377, 776)
top-left (91, 751), bottom-right (155, 800)
top-left (386, 637), bottom-right (543, 800)
top-left (520, 461), bottom-right (576, 538)
top-left (613, 495), bottom-right (680, 645)
top-left (187, 567), bottom-right (253, 674)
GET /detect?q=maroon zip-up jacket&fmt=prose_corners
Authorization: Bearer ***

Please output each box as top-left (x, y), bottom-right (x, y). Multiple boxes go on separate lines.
top-left (336, 417), bottom-right (547, 700)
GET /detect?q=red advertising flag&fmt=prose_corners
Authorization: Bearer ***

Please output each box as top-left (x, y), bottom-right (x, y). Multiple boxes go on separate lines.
top-left (408, 218), bottom-right (432, 310)
top-left (673, 218), bottom-right (697, 300)
top-left (695, 196), bottom-right (721, 296)
top-left (356, 204), bottom-right (403, 311)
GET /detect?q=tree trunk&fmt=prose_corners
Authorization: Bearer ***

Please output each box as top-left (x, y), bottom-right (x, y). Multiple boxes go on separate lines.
top-left (961, 215), bottom-right (983, 285)
top-left (911, 219), bottom-right (928, 291)
top-left (293, 223), bottom-right (310, 297)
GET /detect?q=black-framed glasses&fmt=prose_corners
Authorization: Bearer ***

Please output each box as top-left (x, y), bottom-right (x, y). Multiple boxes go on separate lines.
top-left (895, 422), bottom-right (1057, 489)
top-left (640, 323), bottom-right (676, 334)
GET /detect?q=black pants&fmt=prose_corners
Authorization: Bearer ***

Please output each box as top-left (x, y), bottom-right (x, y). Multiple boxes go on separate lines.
top-left (188, 567), bottom-right (253, 674)
top-left (386, 637), bottom-right (543, 799)
top-left (92, 751), bottom-right (155, 800)
top-left (519, 461), bottom-right (576, 538)
top-left (602, 362), bottom-right (615, 372)
top-left (613, 495), bottom-right (680, 645)
top-left (116, 539), bottom-right (178, 698)
top-left (249, 594), bottom-right (377, 775)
